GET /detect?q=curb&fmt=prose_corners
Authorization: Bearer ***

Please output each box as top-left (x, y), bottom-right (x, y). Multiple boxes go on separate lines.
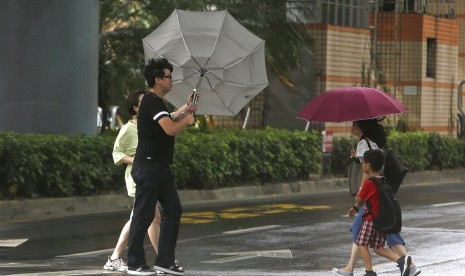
top-left (1, 168), bottom-right (464, 221)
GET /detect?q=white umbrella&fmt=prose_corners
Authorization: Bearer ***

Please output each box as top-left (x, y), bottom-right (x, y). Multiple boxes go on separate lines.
top-left (142, 9), bottom-right (269, 116)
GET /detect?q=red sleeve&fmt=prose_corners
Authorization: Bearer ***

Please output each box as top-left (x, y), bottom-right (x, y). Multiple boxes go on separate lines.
top-left (358, 179), bottom-right (381, 220)
top-left (358, 180), bottom-right (377, 202)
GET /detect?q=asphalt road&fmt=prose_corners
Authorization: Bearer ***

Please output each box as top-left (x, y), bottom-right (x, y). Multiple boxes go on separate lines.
top-left (1, 181), bottom-right (465, 276)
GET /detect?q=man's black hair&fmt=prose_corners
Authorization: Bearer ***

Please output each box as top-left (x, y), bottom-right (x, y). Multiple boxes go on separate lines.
top-left (363, 149), bottom-right (385, 172)
top-left (144, 58), bottom-right (173, 88)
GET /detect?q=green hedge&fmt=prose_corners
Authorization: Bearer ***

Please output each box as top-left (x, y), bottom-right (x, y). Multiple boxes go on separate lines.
top-left (0, 132), bottom-right (123, 199)
top-left (330, 131), bottom-right (465, 176)
top-left (0, 128), bottom-right (321, 199)
top-left (173, 129), bottom-right (321, 189)
top-left (1, 129), bottom-right (465, 199)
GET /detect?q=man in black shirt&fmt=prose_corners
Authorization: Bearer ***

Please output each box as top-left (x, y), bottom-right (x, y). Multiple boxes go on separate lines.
top-left (127, 58), bottom-right (196, 276)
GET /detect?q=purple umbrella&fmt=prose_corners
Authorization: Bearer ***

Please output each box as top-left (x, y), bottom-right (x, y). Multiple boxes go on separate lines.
top-left (297, 87), bottom-right (407, 123)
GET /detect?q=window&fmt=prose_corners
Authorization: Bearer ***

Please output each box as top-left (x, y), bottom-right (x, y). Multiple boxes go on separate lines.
top-left (287, 0), bottom-right (369, 28)
top-left (426, 38), bottom-right (436, 78)
top-left (321, 0), bottom-right (369, 28)
top-left (286, 0), bottom-right (319, 24)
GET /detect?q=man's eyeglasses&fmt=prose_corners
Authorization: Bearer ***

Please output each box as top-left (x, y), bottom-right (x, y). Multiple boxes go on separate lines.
top-left (161, 75), bottom-right (173, 80)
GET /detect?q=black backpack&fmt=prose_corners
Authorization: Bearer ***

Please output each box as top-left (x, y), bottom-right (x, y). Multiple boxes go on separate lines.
top-left (366, 177), bottom-right (402, 234)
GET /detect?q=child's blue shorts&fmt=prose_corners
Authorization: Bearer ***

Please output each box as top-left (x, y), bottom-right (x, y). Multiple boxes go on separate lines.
top-left (350, 205), bottom-right (405, 247)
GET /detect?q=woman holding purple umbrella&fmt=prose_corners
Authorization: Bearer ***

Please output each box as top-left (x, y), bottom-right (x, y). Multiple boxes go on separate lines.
top-left (332, 119), bottom-right (421, 276)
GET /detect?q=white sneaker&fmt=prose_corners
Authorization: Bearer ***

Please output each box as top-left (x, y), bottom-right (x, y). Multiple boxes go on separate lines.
top-left (332, 268), bottom-right (354, 276)
top-left (409, 265), bottom-right (421, 276)
top-left (127, 265), bottom-right (157, 275)
top-left (400, 255), bottom-right (412, 276)
top-left (155, 260), bottom-right (182, 274)
top-left (103, 256), bottom-right (128, 272)
top-left (153, 263), bottom-right (184, 276)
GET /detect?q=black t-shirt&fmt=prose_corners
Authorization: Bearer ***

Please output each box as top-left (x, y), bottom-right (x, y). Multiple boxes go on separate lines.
top-left (134, 92), bottom-right (174, 164)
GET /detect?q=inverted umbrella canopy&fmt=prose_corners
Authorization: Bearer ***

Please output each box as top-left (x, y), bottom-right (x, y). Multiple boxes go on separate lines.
top-left (143, 9), bottom-right (269, 116)
top-left (297, 87), bottom-right (407, 123)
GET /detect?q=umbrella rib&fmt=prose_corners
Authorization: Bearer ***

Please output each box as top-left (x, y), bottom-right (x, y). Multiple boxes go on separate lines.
top-left (203, 10), bottom-right (226, 69)
top-left (205, 75), bottom-right (215, 93)
top-left (172, 71), bottom-right (198, 84)
top-left (142, 40), bottom-right (177, 65)
top-left (206, 71), bottom-right (266, 87)
top-left (175, 10), bottom-right (206, 71)
top-left (175, 10), bottom-right (195, 66)
top-left (141, 11), bottom-right (184, 66)
top-left (203, 75), bottom-right (236, 116)
top-left (210, 86), bottom-right (235, 115)
top-left (223, 41), bottom-right (265, 70)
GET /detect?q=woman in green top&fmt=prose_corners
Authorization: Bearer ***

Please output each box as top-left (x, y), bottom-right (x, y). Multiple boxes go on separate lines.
top-left (104, 90), bottom-right (161, 272)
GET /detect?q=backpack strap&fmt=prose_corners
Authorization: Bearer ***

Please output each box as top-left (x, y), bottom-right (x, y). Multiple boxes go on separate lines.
top-left (369, 176), bottom-right (382, 185)
top-left (363, 176), bottom-right (384, 218)
top-left (364, 138), bottom-right (372, 150)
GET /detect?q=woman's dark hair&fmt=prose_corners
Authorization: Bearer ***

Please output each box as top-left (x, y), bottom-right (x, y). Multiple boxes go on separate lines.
top-left (125, 90), bottom-right (145, 116)
top-left (144, 58), bottom-right (173, 88)
top-left (356, 118), bottom-right (387, 149)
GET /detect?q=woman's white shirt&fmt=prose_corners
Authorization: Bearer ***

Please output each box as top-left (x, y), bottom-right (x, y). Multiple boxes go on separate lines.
top-left (356, 138), bottom-right (379, 162)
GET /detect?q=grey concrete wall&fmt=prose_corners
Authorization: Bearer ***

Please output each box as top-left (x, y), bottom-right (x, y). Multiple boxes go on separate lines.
top-left (0, 0), bottom-right (99, 135)
top-left (264, 48), bottom-right (316, 131)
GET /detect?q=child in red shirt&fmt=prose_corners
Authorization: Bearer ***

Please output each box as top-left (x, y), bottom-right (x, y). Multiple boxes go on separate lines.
top-left (349, 149), bottom-right (410, 276)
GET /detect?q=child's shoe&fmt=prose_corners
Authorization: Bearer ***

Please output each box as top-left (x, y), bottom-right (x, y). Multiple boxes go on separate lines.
top-left (397, 255), bottom-right (412, 276)
top-left (331, 268), bottom-right (354, 276)
top-left (409, 264), bottom-right (421, 276)
top-left (364, 271), bottom-right (377, 276)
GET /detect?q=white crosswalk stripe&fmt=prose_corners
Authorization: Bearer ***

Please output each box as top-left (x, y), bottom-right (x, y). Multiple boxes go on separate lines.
top-left (0, 239), bottom-right (28, 247)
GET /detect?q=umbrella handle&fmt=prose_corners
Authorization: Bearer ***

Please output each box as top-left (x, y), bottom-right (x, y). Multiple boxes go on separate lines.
top-left (189, 89), bottom-right (200, 127)
top-left (190, 89), bottom-right (199, 105)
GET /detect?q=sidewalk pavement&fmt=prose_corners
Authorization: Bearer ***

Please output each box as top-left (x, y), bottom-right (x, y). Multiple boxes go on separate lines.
top-left (1, 168), bottom-right (464, 221)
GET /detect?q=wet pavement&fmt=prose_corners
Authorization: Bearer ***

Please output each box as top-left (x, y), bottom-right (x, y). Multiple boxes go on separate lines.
top-left (1, 181), bottom-right (465, 275)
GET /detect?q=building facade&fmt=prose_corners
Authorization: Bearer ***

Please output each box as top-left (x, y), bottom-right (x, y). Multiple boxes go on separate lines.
top-left (302, 0), bottom-right (462, 136)
top-left (203, 1), bottom-right (465, 137)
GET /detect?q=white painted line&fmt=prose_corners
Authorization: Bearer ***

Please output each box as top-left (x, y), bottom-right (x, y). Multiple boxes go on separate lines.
top-left (213, 249), bottom-right (293, 258)
top-left (431, 201), bottom-right (463, 207)
top-left (4, 269), bottom-right (115, 275)
top-left (203, 249), bottom-right (292, 264)
top-left (0, 262), bottom-right (51, 268)
top-left (203, 254), bottom-right (257, 263)
top-left (0, 239), bottom-right (28, 247)
top-left (187, 270), bottom-right (329, 275)
top-left (372, 255), bottom-right (465, 274)
top-left (223, 225), bottom-right (280, 234)
top-left (56, 248), bottom-right (112, 258)
top-left (402, 226), bottom-right (465, 234)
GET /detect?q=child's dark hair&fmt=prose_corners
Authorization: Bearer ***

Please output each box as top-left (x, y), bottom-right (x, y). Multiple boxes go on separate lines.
top-left (363, 149), bottom-right (385, 172)
top-left (144, 58), bottom-right (173, 88)
top-left (125, 90), bottom-right (145, 116)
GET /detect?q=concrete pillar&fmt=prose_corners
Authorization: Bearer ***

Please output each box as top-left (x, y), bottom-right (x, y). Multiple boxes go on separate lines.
top-left (0, 0), bottom-right (99, 135)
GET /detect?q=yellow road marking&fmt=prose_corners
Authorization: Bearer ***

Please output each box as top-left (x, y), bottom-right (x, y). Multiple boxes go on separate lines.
top-left (258, 204), bottom-right (299, 209)
top-left (181, 204), bottom-right (331, 224)
top-left (181, 217), bottom-right (216, 224)
top-left (301, 205), bottom-right (331, 210)
top-left (257, 209), bottom-right (289, 214)
top-left (219, 212), bottom-right (261, 219)
top-left (222, 207), bottom-right (252, 212)
top-left (182, 211), bottom-right (216, 218)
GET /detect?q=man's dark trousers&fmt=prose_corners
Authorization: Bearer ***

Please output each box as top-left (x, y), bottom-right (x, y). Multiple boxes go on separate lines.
top-left (128, 161), bottom-right (182, 269)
